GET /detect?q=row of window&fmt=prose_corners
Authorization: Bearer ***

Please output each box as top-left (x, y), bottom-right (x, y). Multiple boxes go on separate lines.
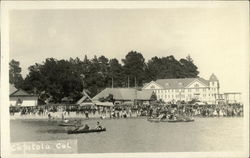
top-left (155, 88), bottom-right (217, 93)
top-left (157, 93), bottom-right (216, 99)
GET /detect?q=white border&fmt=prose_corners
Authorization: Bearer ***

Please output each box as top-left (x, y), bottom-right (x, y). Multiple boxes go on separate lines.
top-left (1, 1), bottom-right (249, 158)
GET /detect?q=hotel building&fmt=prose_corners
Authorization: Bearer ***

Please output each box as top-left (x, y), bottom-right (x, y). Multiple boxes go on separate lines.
top-left (142, 74), bottom-right (220, 104)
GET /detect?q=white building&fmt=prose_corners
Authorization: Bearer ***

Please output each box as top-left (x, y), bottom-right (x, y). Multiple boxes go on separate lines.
top-left (142, 74), bottom-right (220, 104)
top-left (9, 84), bottom-right (38, 107)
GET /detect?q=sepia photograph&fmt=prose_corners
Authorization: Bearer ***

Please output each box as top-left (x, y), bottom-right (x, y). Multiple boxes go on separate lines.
top-left (1, 1), bottom-right (249, 158)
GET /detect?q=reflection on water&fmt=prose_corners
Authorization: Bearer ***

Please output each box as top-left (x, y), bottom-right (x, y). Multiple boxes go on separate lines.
top-left (10, 117), bottom-right (244, 153)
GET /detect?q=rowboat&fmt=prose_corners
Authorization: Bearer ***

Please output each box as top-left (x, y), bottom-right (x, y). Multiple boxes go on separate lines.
top-left (147, 118), bottom-right (161, 122)
top-left (167, 119), bottom-right (194, 123)
top-left (58, 123), bottom-right (76, 126)
top-left (67, 128), bottom-right (106, 134)
top-left (147, 117), bottom-right (194, 123)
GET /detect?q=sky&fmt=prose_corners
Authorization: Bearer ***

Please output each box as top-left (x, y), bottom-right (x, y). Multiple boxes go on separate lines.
top-left (9, 2), bottom-right (249, 94)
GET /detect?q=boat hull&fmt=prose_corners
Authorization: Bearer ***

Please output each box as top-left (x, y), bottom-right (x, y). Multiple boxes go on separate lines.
top-left (168, 119), bottom-right (194, 123)
top-left (58, 123), bottom-right (76, 126)
top-left (68, 128), bottom-right (106, 134)
top-left (147, 118), bottom-right (194, 123)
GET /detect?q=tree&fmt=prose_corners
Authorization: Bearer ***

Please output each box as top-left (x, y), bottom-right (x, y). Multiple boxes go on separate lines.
top-left (9, 59), bottom-right (23, 88)
top-left (179, 55), bottom-right (199, 77)
top-left (109, 58), bottom-right (124, 87)
top-left (147, 55), bottom-right (199, 79)
top-left (122, 51), bottom-right (146, 87)
top-left (19, 52), bottom-right (200, 103)
top-left (23, 58), bottom-right (83, 103)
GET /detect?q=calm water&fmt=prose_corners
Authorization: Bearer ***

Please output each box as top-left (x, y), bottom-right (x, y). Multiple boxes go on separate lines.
top-left (10, 117), bottom-right (244, 153)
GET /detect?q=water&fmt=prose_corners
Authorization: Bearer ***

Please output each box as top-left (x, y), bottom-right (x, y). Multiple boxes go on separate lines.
top-left (10, 117), bottom-right (244, 153)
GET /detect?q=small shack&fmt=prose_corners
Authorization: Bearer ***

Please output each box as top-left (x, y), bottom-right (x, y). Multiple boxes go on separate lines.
top-left (9, 84), bottom-right (38, 107)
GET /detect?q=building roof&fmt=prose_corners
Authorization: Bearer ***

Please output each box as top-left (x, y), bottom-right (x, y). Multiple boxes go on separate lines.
top-left (92, 88), bottom-right (154, 101)
top-left (9, 84), bottom-right (18, 95)
top-left (155, 78), bottom-right (209, 89)
top-left (11, 89), bottom-right (31, 96)
top-left (137, 90), bottom-right (154, 100)
top-left (209, 73), bottom-right (219, 81)
top-left (93, 101), bottom-right (114, 107)
top-left (9, 84), bottom-right (37, 97)
top-left (76, 90), bottom-right (93, 105)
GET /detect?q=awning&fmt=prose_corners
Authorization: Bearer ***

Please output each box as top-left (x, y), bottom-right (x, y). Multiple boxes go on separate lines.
top-left (93, 101), bottom-right (114, 107)
top-left (79, 102), bottom-right (95, 106)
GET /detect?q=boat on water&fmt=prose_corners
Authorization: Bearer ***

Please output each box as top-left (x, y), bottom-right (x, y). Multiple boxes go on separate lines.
top-left (58, 122), bottom-right (76, 126)
top-left (147, 117), bottom-right (194, 123)
top-left (167, 118), bottom-right (194, 123)
top-left (147, 118), bottom-right (161, 122)
top-left (68, 128), bottom-right (106, 134)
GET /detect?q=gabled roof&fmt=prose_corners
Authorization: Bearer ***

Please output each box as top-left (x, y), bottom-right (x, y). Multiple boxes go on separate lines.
top-left (92, 88), bottom-right (135, 101)
top-left (143, 81), bottom-right (164, 89)
top-left (76, 90), bottom-right (93, 105)
top-left (10, 84), bottom-right (37, 97)
top-left (155, 78), bottom-right (209, 89)
top-left (13, 89), bottom-right (31, 96)
top-left (9, 84), bottom-right (18, 95)
top-left (92, 88), bottom-right (154, 101)
top-left (137, 90), bottom-right (154, 100)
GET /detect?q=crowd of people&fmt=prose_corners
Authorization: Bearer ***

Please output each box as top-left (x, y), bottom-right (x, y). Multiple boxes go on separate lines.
top-left (9, 103), bottom-right (244, 119)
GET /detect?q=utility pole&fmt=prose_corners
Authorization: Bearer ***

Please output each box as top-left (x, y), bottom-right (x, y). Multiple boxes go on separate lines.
top-left (134, 76), bottom-right (137, 107)
top-left (134, 77), bottom-right (137, 88)
top-left (217, 82), bottom-right (220, 105)
top-left (112, 77), bottom-right (114, 88)
top-left (80, 74), bottom-right (85, 94)
top-left (128, 76), bottom-right (130, 88)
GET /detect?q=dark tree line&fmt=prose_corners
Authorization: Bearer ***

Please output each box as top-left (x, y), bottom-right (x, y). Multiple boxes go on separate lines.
top-left (9, 51), bottom-right (199, 103)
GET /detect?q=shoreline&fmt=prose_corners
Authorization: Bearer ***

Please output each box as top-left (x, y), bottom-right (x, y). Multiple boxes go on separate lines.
top-left (10, 115), bottom-right (243, 121)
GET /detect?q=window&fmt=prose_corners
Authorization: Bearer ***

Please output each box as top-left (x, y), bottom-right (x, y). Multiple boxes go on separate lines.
top-left (178, 82), bottom-right (183, 87)
top-left (150, 85), bottom-right (155, 89)
top-left (196, 88), bottom-right (199, 92)
top-left (212, 82), bottom-right (214, 86)
top-left (203, 89), bottom-right (206, 92)
top-left (195, 84), bottom-right (199, 88)
top-left (188, 89), bottom-right (191, 92)
top-left (181, 89), bottom-right (185, 92)
top-left (165, 83), bottom-right (170, 87)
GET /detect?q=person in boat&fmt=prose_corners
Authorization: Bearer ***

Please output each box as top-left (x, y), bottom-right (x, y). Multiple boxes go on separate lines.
top-left (74, 120), bottom-right (83, 131)
top-left (96, 121), bottom-right (103, 129)
top-left (63, 119), bottom-right (69, 123)
top-left (77, 124), bottom-right (90, 131)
